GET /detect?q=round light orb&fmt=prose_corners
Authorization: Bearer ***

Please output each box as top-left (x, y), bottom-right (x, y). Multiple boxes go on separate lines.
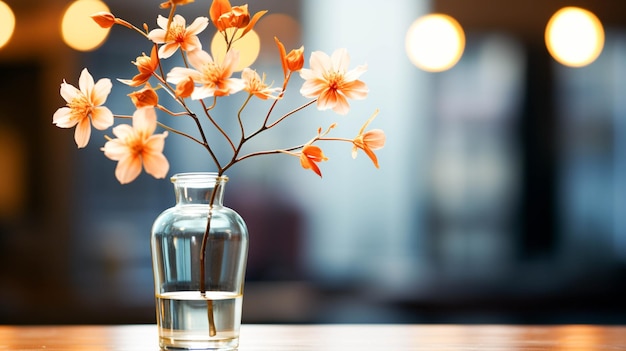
top-left (61, 0), bottom-right (111, 51)
top-left (545, 6), bottom-right (604, 67)
top-left (255, 13), bottom-right (301, 62)
top-left (405, 14), bottom-right (465, 72)
top-left (211, 28), bottom-right (261, 72)
top-left (0, 1), bottom-right (15, 49)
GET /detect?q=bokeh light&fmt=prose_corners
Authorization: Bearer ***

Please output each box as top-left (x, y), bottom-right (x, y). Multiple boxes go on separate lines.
top-left (61, 0), bottom-right (111, 51)
top-left (0, 1), bottom-right (15, 49)
top-left (545, 6), bottom-right (604, 67)
top-left (405, 14), bottom-right (465, 72)
top-left (211, 28), bottom-right (261, 72)
top-left (255, 13), bottom-right (301, 63)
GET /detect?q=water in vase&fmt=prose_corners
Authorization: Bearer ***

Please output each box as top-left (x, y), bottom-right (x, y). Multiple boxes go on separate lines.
top-left (156, 291), bottom-right (243, 350)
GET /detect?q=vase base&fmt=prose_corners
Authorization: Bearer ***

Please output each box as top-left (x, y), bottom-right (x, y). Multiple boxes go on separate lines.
top-left (159, 336), bottom-right (239, 351)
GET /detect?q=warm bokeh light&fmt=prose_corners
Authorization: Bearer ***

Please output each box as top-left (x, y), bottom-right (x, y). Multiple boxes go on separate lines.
top-left (0, 1), bottom-right (15, 49)
top-left (545, 6), bottom-right (604, 67)
top-left (405, 14), bottom-right (465, 72)
top-left (61, 0), bottom-right (111, 51)
top-left (211, 28), bottom-right (260, 72)
top-left (255, 13), bottom-right (301, 62)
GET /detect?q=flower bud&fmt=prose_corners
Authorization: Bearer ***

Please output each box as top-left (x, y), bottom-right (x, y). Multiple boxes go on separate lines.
top-left (175, 77), bottom-right (195, 98)
top-left (129, 85), bottom-right (159, 108)
top-left (216, 5), bottom-right (250, 31)
top-left (91, 12), bottom-right (116, 28)
top-left (286, 46), bottom-right (304, 72)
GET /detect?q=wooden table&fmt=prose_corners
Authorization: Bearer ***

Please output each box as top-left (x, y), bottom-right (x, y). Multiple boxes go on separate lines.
top-left (0, 324), bottom-right (625, 350)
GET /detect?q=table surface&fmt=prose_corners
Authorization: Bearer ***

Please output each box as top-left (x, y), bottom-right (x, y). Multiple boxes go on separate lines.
top-left (0, 324), bottom-right (625, 350)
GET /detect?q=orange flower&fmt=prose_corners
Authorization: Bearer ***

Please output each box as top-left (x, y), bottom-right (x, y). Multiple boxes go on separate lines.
top-left (129, 84), bottom-right (159, 108)
top-left (300, 145), bottom-right (328, 178)
top-left (167, 49), bottom-right (244, 99)
top-left (275, 37), bottom-right (304, 79)
top-left (119, 46), bottom-right (159, 87)
top-left (101, 107), bottom-right (169, 184)
top-left (242, 68), bottom-right (281, 100)
top-left (53, 68), bottom-right (114, 148)
top-left (174, 76), bottom-right (195, 98)
top-left (300, 48), bottom-right (368, 115)
top-left (352, 109), bottom-right (385, 168)
top-left (209, 0), bottom-right (266, 36)
top-left (147, 14), bottom-right (208, 58)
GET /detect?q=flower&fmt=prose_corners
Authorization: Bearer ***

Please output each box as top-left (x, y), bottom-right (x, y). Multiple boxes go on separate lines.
top-left (53, 0), bottom-right (385, 185)
top-left (242, 68), bottom-right (281, 100)
top-left (300, 145), bottom-right (328, 178)
top-left (166, 48), bottom-right (244, 99)
top-left (53, 68), bottom-right (114, 148)
top-left (352, 109), bottom-right (386, 168)
top-left (101, 107), bottom-right (169, 184)
top-left (300, 48), bottom-right (369, 115)
top-left (210, 0), bottom-right (266, 36)
top-left (119, 46), bottom-right (159, 87)
top-left (148, 14), bottom-right (209, 59)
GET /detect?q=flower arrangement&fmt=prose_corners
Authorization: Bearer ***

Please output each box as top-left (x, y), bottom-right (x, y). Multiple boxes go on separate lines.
top-left (52, 1), bottom-right (386, 346)
top-left (52, 0), bottom-right (386, 184)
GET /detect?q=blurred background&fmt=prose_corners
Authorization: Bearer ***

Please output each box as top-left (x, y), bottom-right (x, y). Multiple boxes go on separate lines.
top-left (1, 0), bottom-right (626, 325)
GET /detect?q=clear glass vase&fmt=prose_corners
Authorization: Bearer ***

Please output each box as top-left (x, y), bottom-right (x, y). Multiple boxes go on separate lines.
top-left (151, 172), bottom-right (248, 350)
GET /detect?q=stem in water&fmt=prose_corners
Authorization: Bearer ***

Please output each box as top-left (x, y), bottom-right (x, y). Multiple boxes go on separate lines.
top-left (199, 176), bottom-right (224, 337)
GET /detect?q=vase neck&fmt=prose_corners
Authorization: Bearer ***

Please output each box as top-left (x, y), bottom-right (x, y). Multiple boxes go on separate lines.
top-left (171, 172), bottom-right (228, 206)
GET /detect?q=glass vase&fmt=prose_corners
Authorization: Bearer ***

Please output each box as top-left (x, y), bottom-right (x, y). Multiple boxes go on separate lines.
top-left (151, 172), bottom-right (248, 350)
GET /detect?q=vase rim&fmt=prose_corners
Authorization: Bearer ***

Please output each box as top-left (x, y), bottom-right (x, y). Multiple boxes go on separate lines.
top-left (170, 172), bottom-right (229, 184)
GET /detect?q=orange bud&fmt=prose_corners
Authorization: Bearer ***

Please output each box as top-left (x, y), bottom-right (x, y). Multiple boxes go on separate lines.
top-left (275, 37), bottom-right (304, 77)
top-left (91, 12), bottom-right (116, 28)
top-left (215, 5), bottom-right (250, 31)
top-left (129, 85), bottom-right (159, 108)
top-left (175, 77), bottom-right (195, 98)
top-left (285, 46), bottom-right (304, 72)
top-left (210, 0), bottom-right (232, 29)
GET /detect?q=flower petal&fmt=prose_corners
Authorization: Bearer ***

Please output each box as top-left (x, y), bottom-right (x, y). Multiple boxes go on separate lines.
top-left (74, 116), bottom-right (92, 148)
top-left (102, 138), bottom-right (128, 161)
top-left (341, 80), bottom-right (368, 100)
top-left (132, 107), bottom-right (158, 135)
top-left (187, 16), bottom-right (209, 35)
top-left (91, 78), bottom-right (113, 106)
top-left (52, 107), bottom-right (76, 128)
top-left (147, 28), bottom-right (167, 43)
top-left (364, 129), bottom-right (386, 150)
top-left (187, 49), bottom-right (213, 70)
top-left (330, 48), bottom-right (350, 72)
top-left (158, 42), bottom-right (181, 59)
top-left (115, 155), bottom-right (143, 184)
top-left (143, 140), bottom-right (169, 179)
top-left (59, 81), bottom-right (79, 103)
top-left (78, 68), bottom-right (95, 96)
top-left (91, 106), bottom-right (114, 130)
